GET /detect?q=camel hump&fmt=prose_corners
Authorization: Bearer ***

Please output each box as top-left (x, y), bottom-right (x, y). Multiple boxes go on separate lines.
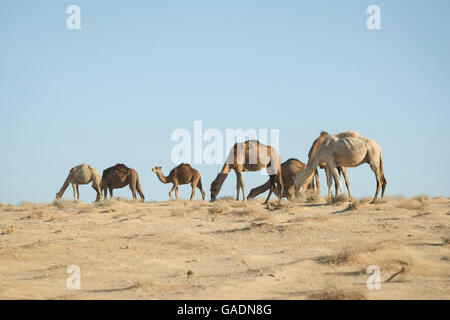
top-left (102, 163), bottom-right (130, 178)
top-left (114, 163), bottom-right (129, 171)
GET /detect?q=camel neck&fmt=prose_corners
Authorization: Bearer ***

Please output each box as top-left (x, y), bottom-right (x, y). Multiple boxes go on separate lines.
top-left (220, 163), bottom-right (232, 175)
top-left (155, 171), bottom-right (169, 183)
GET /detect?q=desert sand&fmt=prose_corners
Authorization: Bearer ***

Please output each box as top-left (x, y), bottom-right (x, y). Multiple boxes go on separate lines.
top-left (0, 196), bottom-right (448, 300)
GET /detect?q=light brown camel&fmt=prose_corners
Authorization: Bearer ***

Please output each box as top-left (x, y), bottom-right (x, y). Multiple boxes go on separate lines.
top-left (294, 134), bottom-right (387, 202)
top-left (308, 130), bottom-right (362, 199)
top-left (56, 164), bottom-right (102, 201)
top-left (247, 158), bottom-right (314, 201)
top-left (100, 163), bottom-right (145, 201)
top-left (152, 163), bottom-right (206, 200)
top-left (210, 140), bottom-right (283, 204)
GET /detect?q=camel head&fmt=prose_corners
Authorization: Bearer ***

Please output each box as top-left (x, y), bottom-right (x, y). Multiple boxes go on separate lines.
top-left (210, 173), bottom-right (223, 202)
top-left (151, 166), bottom-right (162, 173)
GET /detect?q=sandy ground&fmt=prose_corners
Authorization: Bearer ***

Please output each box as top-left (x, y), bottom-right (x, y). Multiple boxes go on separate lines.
top-left (0, 196), bottom-right (449, 300)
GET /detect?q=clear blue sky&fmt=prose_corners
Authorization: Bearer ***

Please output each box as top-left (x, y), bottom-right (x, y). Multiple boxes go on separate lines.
top-left (1, 0), bottom-right (449, 203)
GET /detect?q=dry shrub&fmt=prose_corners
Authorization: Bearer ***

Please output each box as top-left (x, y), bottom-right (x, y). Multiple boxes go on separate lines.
top-left (297, 190), bottom-right (322, 203)
top-left (317, 244), bottom-right (382, 266)
top-left (346, 198), bottom-right (370, 211)
top-left (413, 194), bottom-right (430, 202)
top-left (265, 201), bottom-right (288, 211)
top-left (307, 286), bottom-right (366, 300)
top-left (330, 194), bottom-right (349, 205)
top-left (397, 199), bottom-right (425, 210)
top-left (52, 199), bottom-right (78, 210)
top-left (209, 205), bottom-right (224, 215)
top-left (0, 226), bottom-right (15, 235)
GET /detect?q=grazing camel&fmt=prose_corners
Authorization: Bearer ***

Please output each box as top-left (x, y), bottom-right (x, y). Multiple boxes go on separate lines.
top-left (210, 140), bottom-right (283, 204)
top-left (294, 134), bottom-right (387, 202)
top-left (152, 163), bottom-right (206, 200)
top-left (100, 163), bottom-right (145, 201)
top-left (308, 130), bottom-right (362, 199)
top-left (247, 158), bottom-right (314, 201)
top-left (56, 164), bottom-right (102, 201)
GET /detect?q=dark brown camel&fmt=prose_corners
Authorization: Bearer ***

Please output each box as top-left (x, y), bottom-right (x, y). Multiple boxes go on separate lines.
top-left (100, 163), bottom-right (145, 201)
top-left (247, 158), bottom-right (314, 201)
top-left (152, 163), bottom-right (205, 200)
top-left (210, 140), bottom-right (283, 204)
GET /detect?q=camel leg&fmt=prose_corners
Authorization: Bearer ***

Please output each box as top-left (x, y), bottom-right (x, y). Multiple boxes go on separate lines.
top-left (264, 175), bottom-right (276, 204)
top-left (175, 186), bottom-right (180, 200)
top-left (381, 175), bottom-right (387, 198)
top-left (135, 176), bottom-right (145, 202)
top-left (277, 171), bottom-right (284, 202)
top-left (325, 167), bottom-right (333, 200)
top-left (334, 170), bottom-right (340, 198)
top-left (197, 179), bottom-right (206, 201)
top-left (190, 182), bottom-right (196, 200)
top-left (169, 184), bottom-right (176, 200)
top-left (340, 167), bottom-right (352, 200)
top-left (370, 164), bottom-right (382, 202)
top-left (239, 173), bottom-right (246, 201)
top-left (330, 167), bottom-right (343, 198)
top-left (235, 172), bottom-right (242, 201)
top-left (109, 187), bottom-right (114, 198)
top-left (72, 184), bottom-right (78, 200)
top-left (314, 169), bottom-right (320, 193)
top-left (129, 184), bottom-right (137, 200)
top-left (92, 182), bottom-right (101, 202)
top-left (76, 185), bottom-right (80, 201)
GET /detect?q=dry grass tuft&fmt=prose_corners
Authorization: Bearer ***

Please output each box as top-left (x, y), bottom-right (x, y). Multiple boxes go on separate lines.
top-left (0, 225), bottom-right (15, 235)
top-left (397, 199), bottom-right (425, 210)
top-left (265, 201), bottom-right (288, 211)
top-left (317, 244), bottom-right (381, 266)
top-left (209, 205), bottom-right (225, 215)
top-left (441, 235), bottom-right (450, 246)
top-left (296, 190), bottom-right (322, 203)
top-left (413, 194), bottom-right (430, 202)
top-left (52, 199), bottom-right (78, 210)
top-left (346, 198), bottom-right (370, 211)
top-left (307, 286), bottom-right (366, 300)
top-left (330, 194), bottom-right (349, 205)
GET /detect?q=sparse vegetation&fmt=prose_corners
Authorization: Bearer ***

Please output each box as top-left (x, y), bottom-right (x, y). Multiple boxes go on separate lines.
top-left (397, 199), bottom-right (425, 210)
top-left (413, 194), bottom-right (430, 202)
top-left (346, 198), bottom-right (370, 211)
top-left (209, 205), bottom-right (224, 214)
top-left (330, 194), bottom-right (348, 205)
top-left (265, 201), bottom-right (288, 211)
top-left (307, 286), bottom-right (366, 300)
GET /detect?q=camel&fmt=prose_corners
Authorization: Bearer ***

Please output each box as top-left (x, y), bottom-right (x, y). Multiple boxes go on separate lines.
top-left (294, 133), bottom-right (387, 202)
top-left (56, 164), bottom-right (102, 201)
top-left (247, 158), bottom-right (314, 201)
top-left (308, 130), bottom-right (362, 199)
top-left (100, 163), bottom-right (145, 201)
top-left (152, 163), bottom-right (206, 200)
top-left (210, 140), bottom-right (283, 204)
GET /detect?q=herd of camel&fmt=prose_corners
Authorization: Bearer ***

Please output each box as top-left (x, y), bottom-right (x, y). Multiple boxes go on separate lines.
top-left (55, 130), bottom-right (387, 204)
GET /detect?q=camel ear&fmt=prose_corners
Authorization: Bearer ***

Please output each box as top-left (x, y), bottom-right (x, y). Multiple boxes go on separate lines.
top-left (158, 166), bottom-right (162, 169)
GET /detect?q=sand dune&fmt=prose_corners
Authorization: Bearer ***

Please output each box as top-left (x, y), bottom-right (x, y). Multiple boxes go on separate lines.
top-left (0, 196), bottom-right (449, 299)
